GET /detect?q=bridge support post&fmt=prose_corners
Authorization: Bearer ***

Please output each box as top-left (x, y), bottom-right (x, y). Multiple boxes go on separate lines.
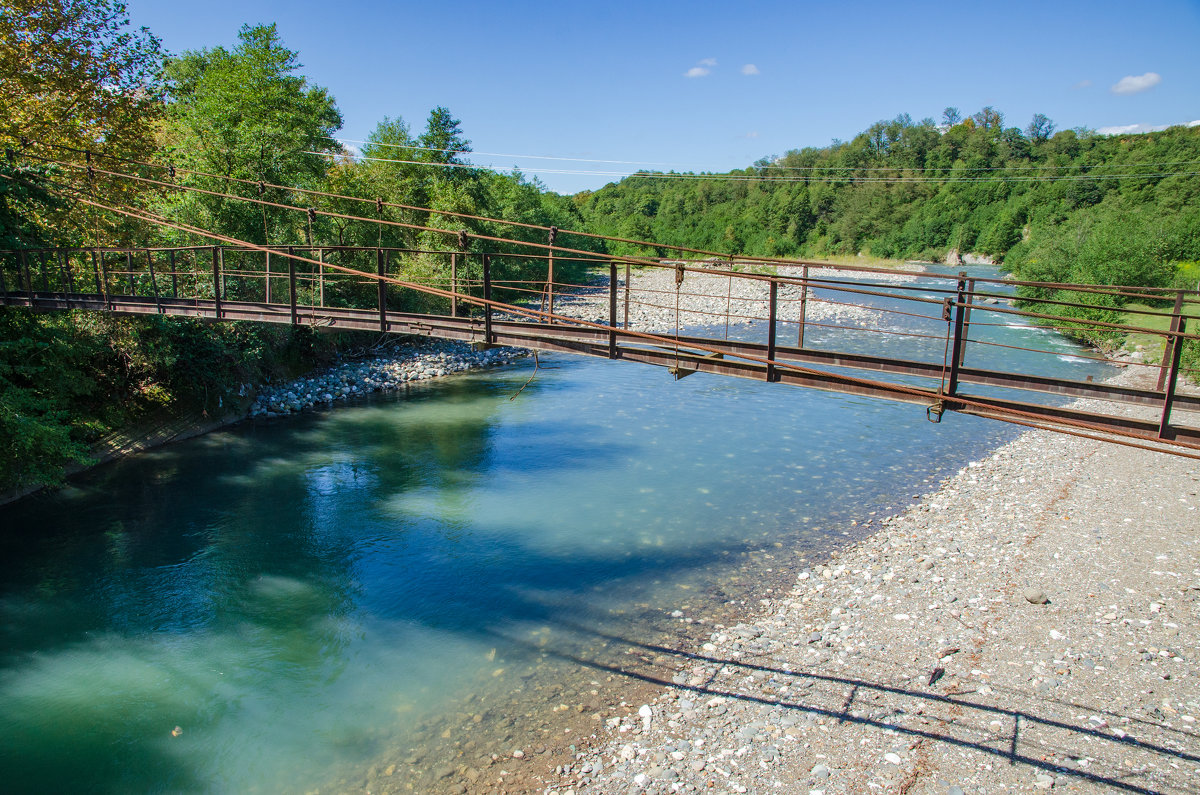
top-left (169, 250), bottom-right (177, 298)
top-left (450, 253), bottom-right (458, 318)
top-left (957, 277), bottom-right (976, 368)
top-left (288, 250), bottom-right (297, 326)
top-left (146, 250), bottom-right (162, 313)
top-left (766, 279), bottom-right (779, 382)
top-left (797, 265), bottom-right (809, 348)
top-left (265, 249), bottom-right (271, 304)
top-left (99, 251), bottom-right (111, 309)
top-left (609, 263), bottom-right (618, 359)
top-left (377, 248), bottom-right (387, 332)
top-left (624, 262), bottom-right (631, 328)
top-left (125, 251), bottom-right (133, 295)
top-left (212, 246), bottom-right (222, 319)
top-left (19, 250), bottom-right (32, 298)
top-left (1159, 310), bottom-right (1188, 439)
top-left (60, 249), bottom-right (74, 294)
top-left (483, 253), bottom-right (493, 345)
top-left (1156, 291), bottom-right (1186, 391)
top-left (547, 246), bottom-right (555, 318)
top-left (92, 249), bottom-right (102, 295)
top-left (945, 273), bottom-right (968, 397)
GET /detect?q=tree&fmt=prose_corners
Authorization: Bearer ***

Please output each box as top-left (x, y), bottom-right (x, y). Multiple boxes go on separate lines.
top-left (158, 23), bottom-right (342, 245)
top-left (0, 0), bottom-right (164, 244)
top-left (942, 107), bottom-right (962, 127)
top-left (1026, 113), bottom-right (1056, 143)
top-left (971, 106), bottom-right (1004, 130)
top-left (0, 0), bottom-right (163, 152)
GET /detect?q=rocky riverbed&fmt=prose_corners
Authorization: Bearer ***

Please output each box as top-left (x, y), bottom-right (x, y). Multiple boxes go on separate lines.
top-left (249, 339), bottom-right (527, 418)
top-left (541, 264), bottom-right (920, 333)
top-left (539, 366), bottom-right (1200, 795)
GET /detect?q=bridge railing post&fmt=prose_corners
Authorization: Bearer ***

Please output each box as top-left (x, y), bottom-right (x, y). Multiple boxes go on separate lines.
top-left (797, 265), bottom-right (809, 348)
top-left (212, 245), bottom-right (222, 319)
top-left (169, 250), bottom-right (178, 298)
top-left (377, 247), bottom-right (387, 332)
top-left (609, 263), bottom-right (618, 358)
top-left (1158, 311), bottom-right (1188, 439)
top-left (99, 250), bottom-right (111, 308)
top-left (146, 250), bottom-right (162, 313)
top-left (957, 277), bottom-right (976, 368)
top-left (264, 249), bottom-right (271, 304)
top-left (1156, 291), bottom-right (1186, 391)
top-left (60, 249), bottom-right (74, 295)
top-left (19, 249), bottom-right (32, 298)
top-left (945, 273), bottom-right (968, 397)
top-left (91, 249), bottom-right (101, 295)
top-left (623, 262), bottom-right (631, 329)
top-left (39, 251), bottom-right (50, 293)
top-left (125, 251), bottom-right (133, 296)
top-left (450, 252), bottom-right (458, 318)
top-left (289, 249), bottom-right (297, 326)
top-left (483, 253), bottom-right (493, 345)
top-left (766, 278), bottom-right (779, 382)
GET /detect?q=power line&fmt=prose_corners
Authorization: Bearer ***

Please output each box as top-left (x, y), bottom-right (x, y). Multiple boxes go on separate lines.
top-left (308, 150), bottom-right (1200, 184)
top-left (328, 135), bottom-right (1200, 174)
top-left (21, 142), bottom-right (1193, 298)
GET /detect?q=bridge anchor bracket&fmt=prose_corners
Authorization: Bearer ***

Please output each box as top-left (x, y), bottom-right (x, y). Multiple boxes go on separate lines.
top-left (670, 351), bottom-right (724, 380)
top-left (470, 341), bottom-right (493, 352)
top-left (927, 401), bottom-right (945, 424)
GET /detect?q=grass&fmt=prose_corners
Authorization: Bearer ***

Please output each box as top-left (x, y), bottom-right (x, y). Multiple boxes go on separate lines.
top-left (1119, 300), bottom-right (1199, 364)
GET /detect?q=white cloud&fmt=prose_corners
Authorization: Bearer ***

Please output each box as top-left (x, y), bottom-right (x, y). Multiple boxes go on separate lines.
top-left (1111, 72), bottom-right (1162, 95)
top-left (744, 131), bottom-right (760, 139)
top-left (1096, 120), bottom-right (1195, 135)
top-left (685, 66), bottom-right (711, 78)
top-left (741, 64), bottom-right (760, 76)
top-left (1097, 123), bottom-right (1151, 135)
top-left (1071, 79), bottom-right (1092, 89)
top-left (699, 57), bottom-right (717, 67)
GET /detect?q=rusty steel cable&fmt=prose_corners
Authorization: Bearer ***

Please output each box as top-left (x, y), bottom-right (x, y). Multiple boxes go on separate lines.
top-left (31, 140), bottom-right (1200, 299)
top-left (10, 169), bottom-right (1200, 457)
top-left (30, 148), bottom-right (1200, 327)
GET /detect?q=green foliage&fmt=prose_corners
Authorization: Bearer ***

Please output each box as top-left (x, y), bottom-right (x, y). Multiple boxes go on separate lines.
top-left (157, 23), bottom-right (342, 246)
top-left (576, 115), bottom-right (1200, 278)
top-left (0, 307), bottom-right (328, 492)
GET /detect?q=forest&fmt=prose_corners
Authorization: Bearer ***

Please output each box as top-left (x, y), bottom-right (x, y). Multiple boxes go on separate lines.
top-left (2, 0), bottom-right (1197, 492)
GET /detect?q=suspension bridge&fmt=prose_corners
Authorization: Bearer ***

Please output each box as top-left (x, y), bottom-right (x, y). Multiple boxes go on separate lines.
top-left (2, 143), bottom-right (1199, 459)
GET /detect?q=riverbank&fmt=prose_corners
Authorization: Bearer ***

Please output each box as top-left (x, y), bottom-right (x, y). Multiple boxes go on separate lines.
top-left (0, 338), bottom-right (527, 507)
top-left (556, 366), bottom-right (1200, 794)
top-left (544, 262), bottom-right (924, 332)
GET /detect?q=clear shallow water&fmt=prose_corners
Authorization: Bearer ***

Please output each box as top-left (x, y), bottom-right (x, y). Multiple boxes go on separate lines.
top-left (0, 267), bottom-right (1116, 793)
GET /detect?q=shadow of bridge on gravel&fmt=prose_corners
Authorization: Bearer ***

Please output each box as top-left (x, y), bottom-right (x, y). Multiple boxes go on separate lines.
top-left (486, 621), bottom-right (1199, 794)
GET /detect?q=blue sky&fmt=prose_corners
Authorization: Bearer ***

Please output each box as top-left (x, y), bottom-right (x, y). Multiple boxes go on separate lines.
top-left (129, 0), bottom-right (1200, 195)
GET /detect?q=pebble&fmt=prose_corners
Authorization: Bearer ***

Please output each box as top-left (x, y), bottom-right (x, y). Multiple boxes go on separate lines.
top-left (1023, 587), bottom-right (1049, 605)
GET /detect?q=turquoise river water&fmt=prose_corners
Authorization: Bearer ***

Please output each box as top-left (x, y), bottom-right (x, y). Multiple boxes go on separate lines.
top-left (0, 268), bottom-right (1117, 793)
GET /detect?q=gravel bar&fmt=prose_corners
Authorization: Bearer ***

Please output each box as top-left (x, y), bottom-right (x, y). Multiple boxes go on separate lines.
top-left (555, 366), bottom-right (1200, 795)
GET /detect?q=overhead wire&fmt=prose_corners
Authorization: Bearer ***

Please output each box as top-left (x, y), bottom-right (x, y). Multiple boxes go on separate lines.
top-left (9, 166), bottom-right (1200, 458)
top-left (24, 141), bottom-right (1200, 299)
top-left (22, 149), bottom-right (1200, 347)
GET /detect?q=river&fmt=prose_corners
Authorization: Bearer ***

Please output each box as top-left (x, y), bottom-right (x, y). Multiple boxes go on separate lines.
top-left (0, 267), bottom-right (1117, 793)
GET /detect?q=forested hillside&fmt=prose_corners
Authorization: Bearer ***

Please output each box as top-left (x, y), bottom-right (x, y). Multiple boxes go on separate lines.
top-left (575, 110), bottom-right (1200, 292)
